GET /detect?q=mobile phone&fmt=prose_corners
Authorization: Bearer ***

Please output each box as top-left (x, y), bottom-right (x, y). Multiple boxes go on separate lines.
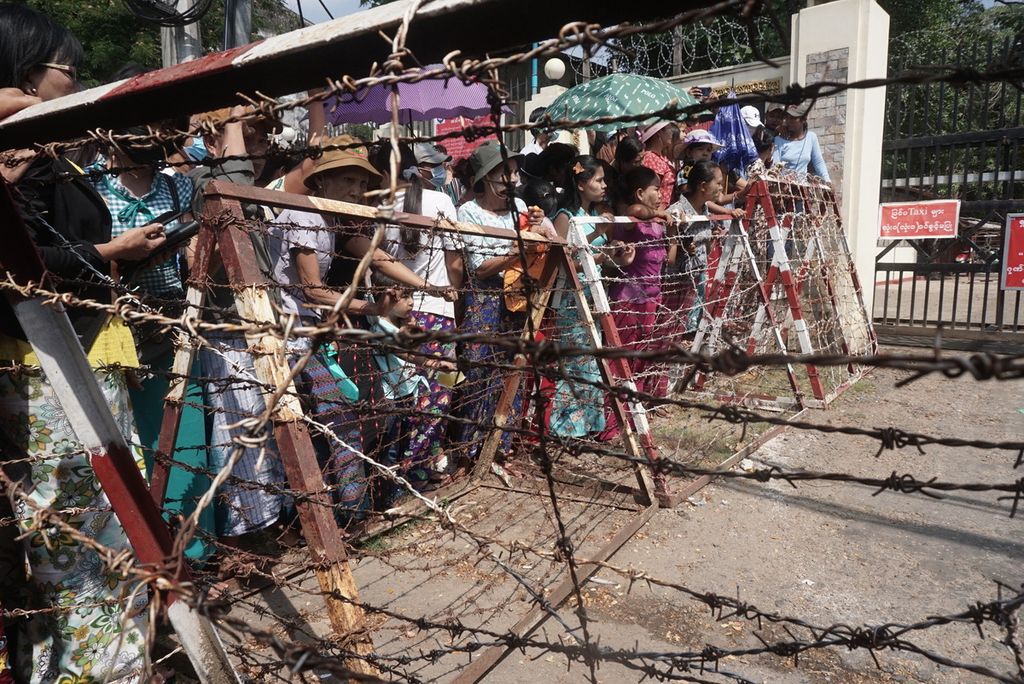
top-left (161, 219), bottom-right (199, 251)
top-left (119, 220), bottom-right (199, 282)
top-left (152, 208), bottom-right (186, 226)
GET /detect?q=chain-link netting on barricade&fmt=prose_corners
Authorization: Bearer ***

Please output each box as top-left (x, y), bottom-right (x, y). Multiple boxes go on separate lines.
top-left (673, 164), bottom-right (877, 412)
top-left (0, 1), bottom-right (1023, 682)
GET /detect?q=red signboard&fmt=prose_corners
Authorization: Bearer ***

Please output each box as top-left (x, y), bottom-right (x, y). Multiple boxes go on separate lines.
top-left (435, 115), bottom-right (496, 161)
top-left (878, 200), bottom-right (960, 240)
top-left (1002, 213), bottom-right (1024, 291)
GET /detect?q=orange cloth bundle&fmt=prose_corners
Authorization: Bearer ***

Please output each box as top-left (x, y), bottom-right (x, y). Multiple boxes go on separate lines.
top-left (503, 209), bottom-right (549, 312)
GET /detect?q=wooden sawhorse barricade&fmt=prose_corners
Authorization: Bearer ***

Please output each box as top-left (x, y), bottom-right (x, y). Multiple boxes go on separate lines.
top-left (149, 181), bottom-right (670, 677)
top-left (679, 176), bottom-right (877, 409)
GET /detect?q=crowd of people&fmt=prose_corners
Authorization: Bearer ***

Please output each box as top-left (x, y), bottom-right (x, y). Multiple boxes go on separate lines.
top-left (0, 4), bottom-right (832, 681)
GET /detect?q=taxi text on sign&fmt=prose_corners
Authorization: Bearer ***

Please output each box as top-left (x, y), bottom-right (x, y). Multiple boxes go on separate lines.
top-left (1002, 213), bottom-right (1024, 291)
top-left (878, 200), bottom-right (960, 240)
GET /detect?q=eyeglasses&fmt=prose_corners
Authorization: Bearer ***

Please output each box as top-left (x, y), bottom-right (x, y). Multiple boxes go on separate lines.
top-left (39, 62), bottom-right (77, 80)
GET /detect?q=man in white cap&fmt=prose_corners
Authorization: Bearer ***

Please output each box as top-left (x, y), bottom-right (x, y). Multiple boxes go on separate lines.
top-left (740, 105), bottom-right (764, 135)
top-left (640, 119), bottom-right (678, 208)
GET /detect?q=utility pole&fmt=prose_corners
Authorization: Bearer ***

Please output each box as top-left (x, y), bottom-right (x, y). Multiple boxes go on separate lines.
top-left (224, 0), bottom-right (253, 49)
top-left (161, 0), bottom-right (203, 67)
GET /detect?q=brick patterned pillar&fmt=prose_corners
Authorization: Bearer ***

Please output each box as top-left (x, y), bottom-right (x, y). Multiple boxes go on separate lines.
top-left (805, 47), bottom-right (850, 207)
top-left (791, 0), bottom-right (889, 315)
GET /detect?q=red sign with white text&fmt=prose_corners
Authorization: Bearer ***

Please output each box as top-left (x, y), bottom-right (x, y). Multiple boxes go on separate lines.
top-left (1002, 213), bottom-right (1024, 290)
top-left (878, 200), bottom-right (960, 240)
top-left (435, 115), bottom-right (496, 161)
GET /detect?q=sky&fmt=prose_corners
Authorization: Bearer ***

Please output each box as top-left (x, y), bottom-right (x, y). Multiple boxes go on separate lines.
top-left (282, 0), bottom-right (365, 24)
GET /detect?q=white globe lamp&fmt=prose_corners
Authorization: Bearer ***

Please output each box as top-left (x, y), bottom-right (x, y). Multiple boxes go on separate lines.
top-left (543, 58), bottom-right (565, 82)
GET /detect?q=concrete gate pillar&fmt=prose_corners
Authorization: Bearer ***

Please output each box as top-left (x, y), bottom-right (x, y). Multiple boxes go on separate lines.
top-left (791, 0), bottom-right (889, 315)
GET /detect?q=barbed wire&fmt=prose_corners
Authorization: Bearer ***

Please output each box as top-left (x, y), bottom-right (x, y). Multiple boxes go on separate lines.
top-left (0, 3), bottom-right (1022, 683)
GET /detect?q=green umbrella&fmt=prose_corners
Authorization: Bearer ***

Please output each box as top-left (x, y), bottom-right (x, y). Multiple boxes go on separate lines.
top-left (543, 73), bottom-right (699, 133)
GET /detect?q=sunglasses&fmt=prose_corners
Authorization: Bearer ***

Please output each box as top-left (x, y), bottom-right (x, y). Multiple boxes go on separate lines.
top-left (40, 62), bottom-right (77, 80)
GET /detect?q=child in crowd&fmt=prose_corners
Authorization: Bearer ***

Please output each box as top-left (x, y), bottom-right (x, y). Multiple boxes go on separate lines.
top-left (667, 161), bottom-right (743, 341)
top-left (599, 166), bottom-right (671, 441)
top-left (368, 282), bottom-right (450, 501)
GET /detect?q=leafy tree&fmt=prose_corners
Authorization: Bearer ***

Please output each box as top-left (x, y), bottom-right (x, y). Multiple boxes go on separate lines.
top-left (19, 0), bottom-right (295, 85)
top-left (20, 0), bottom-right (162, 84)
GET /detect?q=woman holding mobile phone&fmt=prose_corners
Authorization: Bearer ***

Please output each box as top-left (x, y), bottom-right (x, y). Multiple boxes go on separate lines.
top-left (0, 4), bottom-right (159, 681)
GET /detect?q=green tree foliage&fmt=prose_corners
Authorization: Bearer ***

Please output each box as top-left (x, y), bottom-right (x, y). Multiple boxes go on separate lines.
top-left (20, 0), bottom-right (162, 83)
top-left (19, 0), bottom-right (295, 85)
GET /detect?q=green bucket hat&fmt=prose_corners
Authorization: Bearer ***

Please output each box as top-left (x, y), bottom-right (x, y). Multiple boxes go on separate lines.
top-left (469, 140), bottom-right (521, 185)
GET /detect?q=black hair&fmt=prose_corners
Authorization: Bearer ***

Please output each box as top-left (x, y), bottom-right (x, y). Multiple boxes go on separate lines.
top-left (539, 142), bottom-right (577, 183)
top-left (615, 135), bottom-right (644, 168)
top-left (371, 140), bottom-right (429, 254)
top-left (599, 159), bottom-right (618, 200)
top-left (590, 131), bottom-right (609, 158)
top-left (0, 3), bottom-right (82, 90)
top-left (528, 106), bottom-right (546, 135)
top-left (519, 179), bottom-right (559, 218)
top-left (559, 154), bottom-right (603, 214)
top-left (619, 166), bottom-right (659, 204)
top-left (684, 160), bottom-right (721, 197)
top-left (109, 62), bottom-right (148, 82)
top-left (751, 126), bottom-right (774, 155)
top-left (104, 64), bottom-right (190, 167)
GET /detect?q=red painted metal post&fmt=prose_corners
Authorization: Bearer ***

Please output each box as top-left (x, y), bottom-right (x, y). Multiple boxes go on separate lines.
top-left (0, 183), bottom-right (238, 683)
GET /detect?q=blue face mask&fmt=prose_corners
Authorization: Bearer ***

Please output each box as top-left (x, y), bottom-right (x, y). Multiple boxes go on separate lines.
top-left (430, 164), bottom-right (447, 190)
top-left (184, 137), bottom-right (208, 162)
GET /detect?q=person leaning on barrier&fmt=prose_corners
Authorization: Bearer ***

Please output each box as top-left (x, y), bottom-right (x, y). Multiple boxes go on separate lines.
top-left (0, 4), bottom-right (154, 681)
top-left (184, 106), bottom-right (292, 555)
top-left (267, 135), bottom-right (450, 526)
top-left (371, 141), bottom-right (463, 488)
top-left (86, 61), bottom-right (217, 562)
top-left (452, 140), bottom-right (552, 468)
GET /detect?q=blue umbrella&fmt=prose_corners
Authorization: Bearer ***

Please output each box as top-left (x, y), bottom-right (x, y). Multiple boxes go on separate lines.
top-left (710, 91), bottom-right (758, 174)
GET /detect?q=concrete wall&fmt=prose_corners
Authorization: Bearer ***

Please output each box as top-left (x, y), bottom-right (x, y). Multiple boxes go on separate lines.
top-left (792, 0), bottom-right (889, 313)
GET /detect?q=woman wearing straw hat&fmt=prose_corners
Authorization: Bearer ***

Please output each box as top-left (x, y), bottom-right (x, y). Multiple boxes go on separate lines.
top-left (269, 135), bottom-right (448, 525)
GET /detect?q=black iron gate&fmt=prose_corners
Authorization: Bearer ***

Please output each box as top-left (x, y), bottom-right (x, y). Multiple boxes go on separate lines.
top-left (875, 33), bottom-right (1024, 352)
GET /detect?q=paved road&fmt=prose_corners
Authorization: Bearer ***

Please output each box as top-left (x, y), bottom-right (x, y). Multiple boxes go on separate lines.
top-left (483, 362), bottom-right (1024, 683)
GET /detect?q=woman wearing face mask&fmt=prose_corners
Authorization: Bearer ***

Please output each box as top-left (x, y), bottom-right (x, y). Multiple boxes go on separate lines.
top-left (453, 140), bottom-right (550, 465)
top-left (371, 141), bottom-right (463, 487)
top-left (0, 4), bottom-right (158, 681)
top-left (413, 142), bottom-right (451, 192)
top-left (86, 85), bottom-right (216, 562)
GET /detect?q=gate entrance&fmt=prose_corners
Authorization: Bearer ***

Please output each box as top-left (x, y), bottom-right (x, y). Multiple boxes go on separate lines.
top-left (875, 33), bottom-right (1024, 352)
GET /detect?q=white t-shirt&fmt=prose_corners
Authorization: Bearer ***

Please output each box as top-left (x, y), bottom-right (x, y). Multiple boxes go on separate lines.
top-left (457, 197), bottom-right (529, 279)
top-left (383, 188), bottom-right (459, 319)
top-left (268, 208), bottom-right (335, 319)
top-left (519, 140), bottom-right (543, 156)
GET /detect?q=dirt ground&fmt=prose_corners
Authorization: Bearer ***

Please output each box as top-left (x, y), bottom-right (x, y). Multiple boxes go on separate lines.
top-left (225, 352), bottom-right (1023, 683)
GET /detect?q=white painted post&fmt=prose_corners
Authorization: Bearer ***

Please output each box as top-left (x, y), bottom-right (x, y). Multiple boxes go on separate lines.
top-left (790, 0), bottom-right (890, 316)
